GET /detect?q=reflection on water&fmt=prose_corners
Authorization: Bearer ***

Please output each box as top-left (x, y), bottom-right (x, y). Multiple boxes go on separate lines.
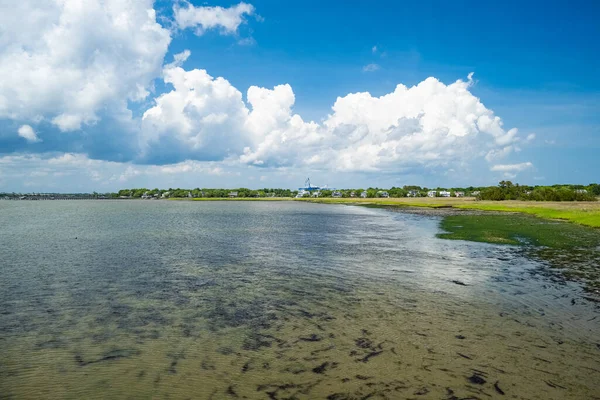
top-left (0, 201), bottom-right (598, 399)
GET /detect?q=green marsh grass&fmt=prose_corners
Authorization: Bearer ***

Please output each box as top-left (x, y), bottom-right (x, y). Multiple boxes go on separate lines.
top-left (298, 197), bottom-right (600, 228)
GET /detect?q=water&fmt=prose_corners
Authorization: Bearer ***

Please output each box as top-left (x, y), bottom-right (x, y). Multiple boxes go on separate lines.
top-left (0, 201), bottom-right (598, 399)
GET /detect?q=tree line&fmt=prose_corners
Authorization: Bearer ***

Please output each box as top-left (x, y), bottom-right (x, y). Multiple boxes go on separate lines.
top-left (477, 181), bottom-right (598, 201)
top-left (109, 182), bottom-right (599, 201)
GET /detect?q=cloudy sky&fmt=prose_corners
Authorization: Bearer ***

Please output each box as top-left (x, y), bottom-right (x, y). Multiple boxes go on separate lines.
top-left (1, 0), bottom-right (598, 192)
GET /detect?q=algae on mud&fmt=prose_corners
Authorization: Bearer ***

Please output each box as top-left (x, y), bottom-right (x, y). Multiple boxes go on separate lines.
top-left (439, 214), bottom-right (600, 295)
top-left (298, 197), bottom-right (600, 228)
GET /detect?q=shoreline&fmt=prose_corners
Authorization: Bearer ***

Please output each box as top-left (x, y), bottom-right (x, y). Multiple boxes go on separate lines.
top-left (294, 197), bottom-right (600, 228)
top-left (168, 196), bottom-right (600, 228)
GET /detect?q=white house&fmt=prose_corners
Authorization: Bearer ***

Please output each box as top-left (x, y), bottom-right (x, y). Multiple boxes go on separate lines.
top-left (332, 191), bottom-right (342, 198)
top-left (377, 191), bottom-right (389, 198)
top-left (407, 190), bottom-right (420, 197)
top-left (439, 190), bottom-right (451, 197)
top-left (360, 191), bottom-right (368, 198)
top-left (427, 190), bottom-right (437, 197)
top-left (455, 191), bottom-right (465, 197)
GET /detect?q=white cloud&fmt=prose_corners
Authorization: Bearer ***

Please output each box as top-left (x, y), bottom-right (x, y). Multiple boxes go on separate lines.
top-left (526, 133), bottom-right (536, 142)
top-left (17, 124), bottom-right (41, 143)
top-left (0, 0), bottom-right (171, 131)
top-left (134, 69), bottom-right (529, 174)
top-left (165, 50), bottom-right (191, 69)
top-left (485, 145), bottom-right (514, 162)
top-left (0, 1), bottom-right (531, 185)
top-left (372, 46), bottom-right (378, 54)
top-left (362, 63), bottom-right (380, 72)
top-left (490, 162), bottom-right (533, 172)
top-left (239, 74), bottom-right (526, 173)
top-left (174, 2), bottom-right (255, 35)
top-left (141, 56), bottom-right (250, 161)
top-left (0, 152), bottom-right (235, 191)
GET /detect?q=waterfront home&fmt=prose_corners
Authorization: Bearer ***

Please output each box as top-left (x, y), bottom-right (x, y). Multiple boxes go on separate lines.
top-left (360, 191), bottom-right (368, 198)
top-left (161, 192), bottom-right (170, 198)
top-left (407, 190), bottom-right (420, 197)
top-left (440, 190), bottom-right (451, 197)
top-left (350, 191), bottom-right (356, 197)
top-left (427, 190), bottom-right (437, 197)
top-left (229, 191), bottom-right (238, 198)
top-left (377, 191), bottom-right (389, 198)
top-left (471, 191), bottom-right (480, 197)
top-left (455, 191), bottom-right (465, 197)
top-left (312, 191), bottom-right (321, 197)
top-left (187, 192), bottom-right (193, 198)
top-left (332, 191), bottom-right (342, 198)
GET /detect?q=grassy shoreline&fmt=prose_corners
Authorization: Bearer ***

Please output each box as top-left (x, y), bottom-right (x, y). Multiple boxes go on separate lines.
top-left (169, 197), bottom-right (600, 227)
top-left (294, 197), bottom-right (600, 228)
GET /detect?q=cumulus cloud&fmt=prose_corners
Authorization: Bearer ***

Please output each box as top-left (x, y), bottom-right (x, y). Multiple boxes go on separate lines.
top-left (174, 2), bottom-right (255, 35)
top-left (140, 54), bottom-right (250, 162)
top-left (239, 74), bottom-right (526, 173)
top-left (18, 125), bottom-right (41, 143)
top-left (137, 58), bottom-right (529, 174)
top-left (490, 162), bottom-right (533, 172)
top-left (0, 1), bottom-right (531, 185)
top-left (0, 0), bottom-right (171, 131)
top-left (362, 63), bottom-right (380, 72)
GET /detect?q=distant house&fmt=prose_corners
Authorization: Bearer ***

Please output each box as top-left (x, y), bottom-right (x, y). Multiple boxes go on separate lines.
top-left (311, 191), bottom-right (321, 198)
top-left (427, 190), bottom-right (437, 197)
top-left (228, 191), bottom-right (238, 198)
top-left (161, 192), bottom-right (170, 198)
top-left (332, 191), bottom-right (342, 198)
top-left (377, 191), bottom-right (389, 198)
top-left (360, 191), bottom-right (368, 198)
top-left (471, 191), bottom-right (480, 197)
top-left (455, 191), bottom-right (465, 197)
top-left (350, 191), bottom-right (356, 198)
top-left (407, 190), bottom-right (420, 197)
top-left (575, 189), bottom-right (588, 194)
top-left (439, 190), bottom-right (451, 197)
top-left (187, 191), bottom-right (193, 198)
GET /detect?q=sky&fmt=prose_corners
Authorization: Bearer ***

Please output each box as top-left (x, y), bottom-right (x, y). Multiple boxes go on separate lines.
top-left (0, 0), bottom-right (598, 192)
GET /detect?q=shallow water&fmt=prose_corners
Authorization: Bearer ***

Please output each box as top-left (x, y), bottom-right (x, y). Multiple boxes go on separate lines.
top-left (0, 200), bottom-right (598, 399)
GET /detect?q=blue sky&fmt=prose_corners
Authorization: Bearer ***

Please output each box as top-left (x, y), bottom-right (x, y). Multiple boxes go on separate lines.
top-left (0, 0), bottom-right (598, 191)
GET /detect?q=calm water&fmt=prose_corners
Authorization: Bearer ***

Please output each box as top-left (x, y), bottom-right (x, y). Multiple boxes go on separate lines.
top-left (0, 201), bottom-right (598, 399)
